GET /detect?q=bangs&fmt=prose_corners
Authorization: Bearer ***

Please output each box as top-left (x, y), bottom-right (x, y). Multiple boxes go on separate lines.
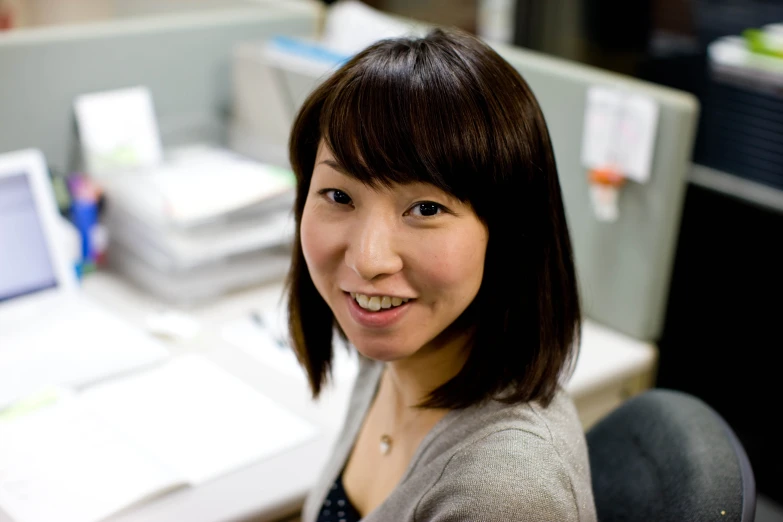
top-left (317, 37), bottom-right (498, 202)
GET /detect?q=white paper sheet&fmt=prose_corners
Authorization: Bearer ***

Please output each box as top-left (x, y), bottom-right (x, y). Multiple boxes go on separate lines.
top-left (0, 356), bottom-right (319, 522)
top-left (0, 392), bottom-right (182, 522)
top-left (78, 355), bottom-right (318, 485)
top-left (221, 307), bottom-right (359, 385)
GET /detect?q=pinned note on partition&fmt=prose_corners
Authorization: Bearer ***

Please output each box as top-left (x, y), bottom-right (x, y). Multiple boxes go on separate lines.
top-left (581, 86), bottom-right (659, 222)
top-left (581, 86), bottom-right (659, 184)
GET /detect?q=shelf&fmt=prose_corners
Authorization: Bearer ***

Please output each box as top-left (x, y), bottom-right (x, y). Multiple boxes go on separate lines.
top-left (688, 164), bottom-right (783, 214)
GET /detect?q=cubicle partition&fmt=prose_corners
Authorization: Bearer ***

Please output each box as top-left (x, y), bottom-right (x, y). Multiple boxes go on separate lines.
top-left (0, 2), bottom-right (319, 175)
top-left (495, 44), bottom-right (699, 342)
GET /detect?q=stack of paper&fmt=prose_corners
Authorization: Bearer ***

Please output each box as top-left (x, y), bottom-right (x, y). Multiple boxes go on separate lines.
top-left (102, 145), bottom-right (296, 305)
top-left (0, 355), bottom-right (318, 522)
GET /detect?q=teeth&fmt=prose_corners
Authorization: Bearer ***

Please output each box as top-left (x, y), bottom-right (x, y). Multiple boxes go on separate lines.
top-left (351, 293), bottom-right (410, 311)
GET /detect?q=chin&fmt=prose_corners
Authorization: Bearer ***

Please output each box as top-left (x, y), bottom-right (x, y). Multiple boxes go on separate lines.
top-left (351, 340), bottom-right (414, 363)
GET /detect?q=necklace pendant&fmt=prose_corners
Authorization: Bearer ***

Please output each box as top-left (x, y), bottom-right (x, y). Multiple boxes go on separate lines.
top-left (380, 434), bottom-right (392, 455)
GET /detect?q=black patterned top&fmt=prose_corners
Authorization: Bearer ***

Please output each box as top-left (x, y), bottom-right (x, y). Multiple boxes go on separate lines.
top-left (315, 473), bottom-right (362, 522)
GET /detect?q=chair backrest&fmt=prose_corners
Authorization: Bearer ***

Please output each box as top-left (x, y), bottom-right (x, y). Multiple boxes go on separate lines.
top-left (586, 389), bottom-right (755, 522)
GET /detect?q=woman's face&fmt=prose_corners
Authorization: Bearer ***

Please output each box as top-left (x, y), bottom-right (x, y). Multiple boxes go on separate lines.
top-left (300, 141), bottom-right (489, 362)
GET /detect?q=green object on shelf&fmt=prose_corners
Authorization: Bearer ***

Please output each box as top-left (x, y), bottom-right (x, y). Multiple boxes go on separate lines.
top-left (743, 28), bottom-right (783, 58)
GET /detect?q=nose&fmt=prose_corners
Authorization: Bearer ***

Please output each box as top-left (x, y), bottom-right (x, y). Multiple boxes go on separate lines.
top-left (345, 213), bottom-right (403, 281)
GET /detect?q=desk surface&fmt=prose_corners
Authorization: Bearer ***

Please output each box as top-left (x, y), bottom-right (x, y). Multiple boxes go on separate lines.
top-left (1, 272), bottom-right (657, 522)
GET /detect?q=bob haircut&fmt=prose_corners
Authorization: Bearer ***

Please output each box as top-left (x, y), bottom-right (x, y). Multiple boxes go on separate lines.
top-left (286, 28), bottom-right (580, 409)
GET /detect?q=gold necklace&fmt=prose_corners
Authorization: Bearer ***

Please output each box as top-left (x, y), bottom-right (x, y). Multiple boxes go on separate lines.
top-left (378, 406), bottom-right (437, 455)
top-left (378, 410), bottom-right (419, 456)
top-left (379, 434), bottom-right (393, 455)
top-left (377, 372), bottom-right (434, 456)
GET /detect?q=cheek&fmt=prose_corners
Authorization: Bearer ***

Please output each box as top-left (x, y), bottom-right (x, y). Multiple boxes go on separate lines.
top-left (414, 227), bottom-right (488, 296)
top-left (300, 203), bottom-right (338, 282)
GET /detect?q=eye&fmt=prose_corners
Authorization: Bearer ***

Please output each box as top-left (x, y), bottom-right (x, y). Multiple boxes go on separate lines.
top-left (319, 189), bottom-right (353, 206)
top-left (408, 201), bottom-right (445, 217)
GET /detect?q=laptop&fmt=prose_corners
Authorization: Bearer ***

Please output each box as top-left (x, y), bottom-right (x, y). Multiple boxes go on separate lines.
top-left (0, 148), bottom-right (169, 410)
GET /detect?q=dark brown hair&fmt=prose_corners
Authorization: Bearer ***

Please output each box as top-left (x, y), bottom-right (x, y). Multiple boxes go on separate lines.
top-left (286, 28), bottom-right (580, 409)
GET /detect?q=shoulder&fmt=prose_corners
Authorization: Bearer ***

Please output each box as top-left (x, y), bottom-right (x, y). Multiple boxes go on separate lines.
top-left (416, 429), bottom-right (580, 522)
top-left (414, 391), bottom-right (595, 522)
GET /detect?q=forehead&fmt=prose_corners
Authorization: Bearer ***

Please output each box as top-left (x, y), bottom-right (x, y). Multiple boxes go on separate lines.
top-left (312, 139), bottom-right (392, 187)
top-left (315, 139), bottom-right (334, 162)
top-left (314, 140), bottom-right (344, 174)
top-left (313, 140), bottom-right (451, 195)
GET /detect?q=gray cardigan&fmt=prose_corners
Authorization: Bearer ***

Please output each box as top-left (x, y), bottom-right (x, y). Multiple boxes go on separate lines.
top-left (302, 357), bottom-right (597, 522)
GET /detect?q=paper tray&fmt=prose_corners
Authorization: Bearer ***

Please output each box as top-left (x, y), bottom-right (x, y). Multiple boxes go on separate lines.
top-left (104, 204), bottom-right (295, 272)
top-left (108, 242), bottom-right (292, 306)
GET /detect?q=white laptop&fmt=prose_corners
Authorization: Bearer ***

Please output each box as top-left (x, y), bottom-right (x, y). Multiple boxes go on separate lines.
top-left (0, 149), bottom-right (169, 410)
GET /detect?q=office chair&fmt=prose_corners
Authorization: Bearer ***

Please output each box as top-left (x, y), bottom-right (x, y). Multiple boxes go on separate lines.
top-left (586, 389), bottom-right (756, 522)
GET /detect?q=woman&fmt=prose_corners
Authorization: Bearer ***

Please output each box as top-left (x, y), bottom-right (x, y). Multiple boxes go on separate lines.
top-left (286, 28), bottom-right (596, 522)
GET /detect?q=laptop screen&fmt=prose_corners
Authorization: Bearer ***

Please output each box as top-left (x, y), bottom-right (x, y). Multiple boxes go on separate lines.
top-left (0, 173), bottom-right (58, 302)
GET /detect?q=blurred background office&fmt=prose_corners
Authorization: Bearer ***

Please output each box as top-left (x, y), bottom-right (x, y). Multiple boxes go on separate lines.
top-left (1, 0), bottom-right (780, 519)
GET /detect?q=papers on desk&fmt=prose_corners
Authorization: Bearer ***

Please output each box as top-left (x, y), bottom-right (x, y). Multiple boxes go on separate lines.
top-left (102, 146), bottom-right (295, 230)
top-left (0, 355), bottom-right (318, 522)
top-left (101, 145), bottom-right (297, 305)
top-left (221, 307), bottom-right (359, 385)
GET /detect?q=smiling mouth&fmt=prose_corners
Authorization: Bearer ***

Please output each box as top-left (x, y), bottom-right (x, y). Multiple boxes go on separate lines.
top-left (349, 292), bottom-right (412, 312)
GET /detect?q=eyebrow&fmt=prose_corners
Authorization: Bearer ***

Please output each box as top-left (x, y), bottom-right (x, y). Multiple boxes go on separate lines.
top-left (316, 159), bottom-right (350, 175)
top-left (315, 159), bottom-right (368, 185)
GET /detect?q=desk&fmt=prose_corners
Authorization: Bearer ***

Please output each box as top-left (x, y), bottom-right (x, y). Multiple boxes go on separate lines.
top-left (0, 272), bottom-right (657, 522)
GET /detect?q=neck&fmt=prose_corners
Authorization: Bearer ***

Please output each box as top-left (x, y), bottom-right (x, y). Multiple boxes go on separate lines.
top-left (382, 328), bottom-right (472, 412)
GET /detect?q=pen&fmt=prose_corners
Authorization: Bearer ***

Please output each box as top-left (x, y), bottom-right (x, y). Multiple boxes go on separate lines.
top-left (250, 310), bottom-right (288, 350)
